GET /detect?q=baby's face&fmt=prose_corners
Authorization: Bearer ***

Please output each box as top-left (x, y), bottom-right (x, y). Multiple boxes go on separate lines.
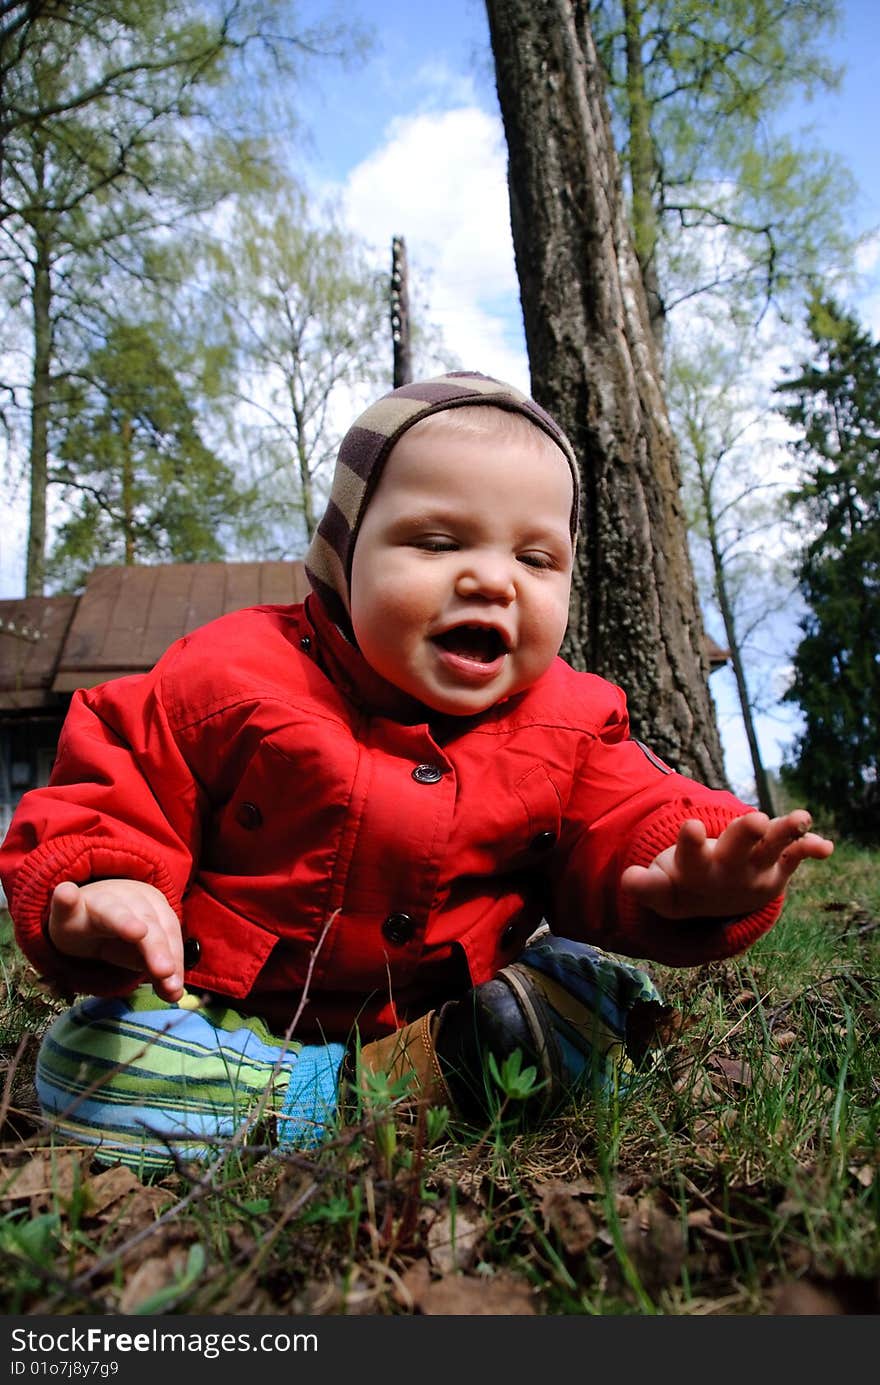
top-left (349, 418), bottom-right (574, 715)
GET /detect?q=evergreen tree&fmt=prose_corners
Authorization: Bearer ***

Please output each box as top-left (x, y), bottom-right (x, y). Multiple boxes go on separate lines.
top-left (46, 321), bottom-right (254, 592)
top-left (776, 295), bottom-right (880, 842)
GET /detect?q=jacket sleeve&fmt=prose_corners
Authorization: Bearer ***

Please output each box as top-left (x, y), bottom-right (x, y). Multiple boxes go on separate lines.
top-left (552, 695), bottom-right (784, 966)
top-left (0, 657), bottom-right (203, 996)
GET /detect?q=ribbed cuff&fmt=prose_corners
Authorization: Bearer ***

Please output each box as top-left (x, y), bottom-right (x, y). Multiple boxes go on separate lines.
top-left (277, 1042), bottom-right (346, 1148)
top-left (615, 801), bottom-right (785, 965)
top-left (10, 835), bottom-right (183, 995)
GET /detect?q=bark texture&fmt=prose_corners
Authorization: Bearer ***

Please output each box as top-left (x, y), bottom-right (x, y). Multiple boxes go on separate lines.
top-left (485, 0), bottom-right (726, 784)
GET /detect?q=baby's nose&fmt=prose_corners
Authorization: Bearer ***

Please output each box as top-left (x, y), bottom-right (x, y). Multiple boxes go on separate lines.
top-left (455, 559), bottom-right (516, 602)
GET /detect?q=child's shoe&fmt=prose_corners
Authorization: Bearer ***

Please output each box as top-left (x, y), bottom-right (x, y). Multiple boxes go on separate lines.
top-left (358, 934), bottom-right (667, 1126)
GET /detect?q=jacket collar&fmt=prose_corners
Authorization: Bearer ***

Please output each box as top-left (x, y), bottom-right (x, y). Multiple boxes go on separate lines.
top-left (304, 594), bottom-right (433, 723)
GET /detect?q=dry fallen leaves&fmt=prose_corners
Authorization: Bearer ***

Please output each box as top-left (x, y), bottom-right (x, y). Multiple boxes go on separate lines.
top-left (536, 1178), bottom-right (597, 1257)
top-left (425, 1203), bottom-right (483, 1274)
top-left (118, 1251), bottom-right (189, 1313)
top-left (416, 1271), bottom-right (538, 1315)
top-left (707, 1055), bottom-right (755, 1089)
top-left (0, 1150), bottom-right (88, 1205)
top-left (772, 1274), bottom-right (880, 1315)
top-left (620, 1195), bottom-right (687, 1296)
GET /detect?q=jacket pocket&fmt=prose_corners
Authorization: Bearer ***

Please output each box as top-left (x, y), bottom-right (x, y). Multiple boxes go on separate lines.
top-left (512, 763), bottom-right (562, 853)
top-left (181, 882), bottom-right (280, 996)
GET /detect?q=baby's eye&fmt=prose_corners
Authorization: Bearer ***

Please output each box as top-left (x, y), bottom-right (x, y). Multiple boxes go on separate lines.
top-left (518, 552), bottom-right (555, 570)
top-left (412, 536), bottom-right (459, 552)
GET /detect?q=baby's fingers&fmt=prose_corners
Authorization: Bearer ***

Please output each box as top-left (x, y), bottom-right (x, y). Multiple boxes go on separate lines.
top-left (776, 831), bottom-right (835, 878)
top-left (671, 818), bottom-right (710, 870)
top-left (49, 881), bottom-right (146, 952)
top-left (619, 862), bottom-right (675, 912)
top-left (711, 812), bottom-right (771, 867)
top-left (48, 881), bottom-right (86, 936)
top-left (746, 811), bottom-right (820, 871)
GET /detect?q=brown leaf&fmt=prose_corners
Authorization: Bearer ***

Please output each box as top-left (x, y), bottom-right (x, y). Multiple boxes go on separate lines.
top-left (538, 1180), bottom-right (596, 1256)
top-left (392, 1258), bottom-right (432, 1310)
top-left (417, 1272), bottom-right (537, 1315)
top-left (0, 1151), bottom-right (87, 1202)
top-left (111, 1183), bottom-right (177, 1238)
top-left (772, 1280), bottom-right (848, 1315)
top-left (425, 1205), bottom-right (482, 1274)
top-left (626, 1000), bottom-right (695, 1063)
top-left (850, 1163), bottom-right (875, 1189)
top-left (732, 990), bottom-right (757, 1006)
top-left (671, 1059), bottom-right (719, 1106)
top-left (621, 1196), bottom-right (686, 1294)
top-left (685, 1208), bottom-right (715, 1229)
top-left (615, 1193), bottom-right (638, 1221)
top-left (533, 1175), bottom-right (595, 1198)
top-left (85, 1165), bottom-right (146, 1214)
top-left (692, 1116), bottom-right (721, 1145)
top-left (118, 1252), bottom-right (186, 1313)
top-left (708, 1055), bottom-right (754, 1088)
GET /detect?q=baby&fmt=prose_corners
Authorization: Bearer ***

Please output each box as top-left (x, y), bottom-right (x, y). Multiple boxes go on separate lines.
top-left (0, 372), bottom-right (833, 1171)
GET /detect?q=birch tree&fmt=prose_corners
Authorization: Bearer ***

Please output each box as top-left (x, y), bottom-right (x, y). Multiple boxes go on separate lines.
top-left (200, 182), bottom-right (389, 553)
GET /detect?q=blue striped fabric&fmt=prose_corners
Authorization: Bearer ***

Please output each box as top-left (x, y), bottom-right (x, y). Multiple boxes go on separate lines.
top-left (35, 989), bottom-right (346, 1175)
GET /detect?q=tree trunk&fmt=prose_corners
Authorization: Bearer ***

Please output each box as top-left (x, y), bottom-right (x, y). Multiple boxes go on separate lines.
top-left (697, 450), bottom-right (776, 814)
top-left (122, 415), bottom-right (135, 564)
top-left (485, 0), bottom-right (726, 784)
top-left (25, 223), bottom-right (51, 597)
top-left (292, 398), bottom-right (317, 541)
top-left (391, 234), bottom-right (412, 387)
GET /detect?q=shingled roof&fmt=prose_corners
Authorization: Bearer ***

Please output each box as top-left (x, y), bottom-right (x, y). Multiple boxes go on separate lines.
top-left (0, 594), bottom-right (78, 712)
top-left (0, 561), bottom-right (312, 710)
top-left (50, 560), bottom-right (312, 693)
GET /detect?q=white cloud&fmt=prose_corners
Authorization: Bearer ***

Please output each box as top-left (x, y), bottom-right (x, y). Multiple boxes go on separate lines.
top-left (854, 229), bottom-right (880, 276)
top-left (853, 231), bottom-right (880, 337)
top-left (406, 59), bottom-right (479, 112)
top-left (333, 105), bottom-right (530, 390)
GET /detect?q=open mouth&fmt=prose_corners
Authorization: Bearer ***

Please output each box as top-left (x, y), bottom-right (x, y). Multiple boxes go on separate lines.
top-left (432, 625), bottom-right (508, 664)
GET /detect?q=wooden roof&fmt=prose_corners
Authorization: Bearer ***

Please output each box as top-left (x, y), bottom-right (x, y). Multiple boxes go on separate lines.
top-left (0, 561), bottom-right (312, 708)
top-left (706, 636), bottom-right (731, 669)
top-left (0, 594), bottom-right (78, 711)
top-left (52, 560), bottom-right (313, 692)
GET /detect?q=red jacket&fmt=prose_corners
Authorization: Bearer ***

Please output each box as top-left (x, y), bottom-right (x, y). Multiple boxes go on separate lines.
top-left (0, 595), bottom-right (782, 1039)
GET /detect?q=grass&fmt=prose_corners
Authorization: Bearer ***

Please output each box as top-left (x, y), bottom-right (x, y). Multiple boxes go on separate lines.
top-left (0, 843), bottom-right (877, 1316)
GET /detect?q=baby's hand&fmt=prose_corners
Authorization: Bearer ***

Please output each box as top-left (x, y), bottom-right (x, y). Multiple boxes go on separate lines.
top-left (48, 879), bottom-right (184, 1002)
top-left (620, 810), bottom-right (834, 920)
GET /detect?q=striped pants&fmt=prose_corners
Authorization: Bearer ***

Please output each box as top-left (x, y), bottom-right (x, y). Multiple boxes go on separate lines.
top-left (36, 988), bottom-right (344, 1177)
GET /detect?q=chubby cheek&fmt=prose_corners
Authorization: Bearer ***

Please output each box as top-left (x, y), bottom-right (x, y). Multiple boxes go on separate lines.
top-left (529, 589), bottom-right (570, 659)
top-left (351, 572), bottom-right (429, 658)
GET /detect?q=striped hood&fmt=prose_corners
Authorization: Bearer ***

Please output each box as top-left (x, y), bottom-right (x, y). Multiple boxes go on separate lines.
top-left (304, 371), bottom-right (580, 636)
